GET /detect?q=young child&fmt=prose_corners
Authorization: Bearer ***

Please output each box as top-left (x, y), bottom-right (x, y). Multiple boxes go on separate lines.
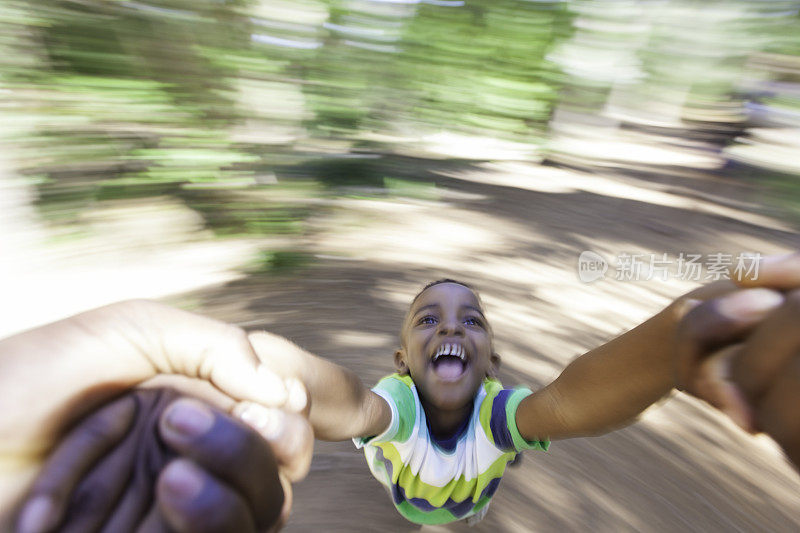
top-left (14, 258), bottom-right (799, 531)
top-left (353, 279), bottom-right (547, 525)
top-left (243, 277), bottom-right (733, 525)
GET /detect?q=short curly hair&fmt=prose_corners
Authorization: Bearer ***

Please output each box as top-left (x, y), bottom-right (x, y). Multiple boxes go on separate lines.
top-left (410, 278), bottom-right (476, 305)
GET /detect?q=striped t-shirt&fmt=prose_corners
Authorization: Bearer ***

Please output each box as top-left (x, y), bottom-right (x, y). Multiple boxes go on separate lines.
top-left (353, 373), bottom-right (549, 525)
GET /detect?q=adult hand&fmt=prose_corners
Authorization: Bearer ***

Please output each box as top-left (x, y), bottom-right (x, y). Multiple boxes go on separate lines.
top-left (0, 300), bottom-right (307, 525)
top-left (673, 252), bottom-right (800, 469)
top-left (16, 388), bottom-right (312, 533)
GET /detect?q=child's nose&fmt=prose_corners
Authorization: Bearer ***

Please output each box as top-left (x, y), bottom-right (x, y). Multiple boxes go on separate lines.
top-left (438, 318), bottom-right (464, 336)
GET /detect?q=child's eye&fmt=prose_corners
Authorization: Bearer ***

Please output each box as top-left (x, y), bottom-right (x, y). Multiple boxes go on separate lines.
top-left (417, 315), bottom-right (438, 325)
top-left (464, 317), bottom-right (483, 327)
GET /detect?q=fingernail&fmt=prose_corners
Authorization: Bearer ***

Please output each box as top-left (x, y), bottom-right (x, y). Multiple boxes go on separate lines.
top-left (16, 496), bottom-right (54, 533)
top-left (161, 461), bottom-right (204, 502)
top-left (238, 403), bottom-right (285, 439)
top-left (286, 378), bottom-right (307, 412)
top-left (257, 365), bottom-right (288, 405)
top-left (164, 400), bottom-right (214, 438)
top-left (717, 289), bottom-right (784, 320)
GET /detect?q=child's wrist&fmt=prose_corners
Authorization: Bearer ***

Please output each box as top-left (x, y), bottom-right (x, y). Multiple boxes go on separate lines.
top-left (645, 301), bottom-right (693, 390)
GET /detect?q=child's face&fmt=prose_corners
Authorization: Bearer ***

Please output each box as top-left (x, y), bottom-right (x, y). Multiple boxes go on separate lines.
top-left (397, 282), bottom-right (497, 412)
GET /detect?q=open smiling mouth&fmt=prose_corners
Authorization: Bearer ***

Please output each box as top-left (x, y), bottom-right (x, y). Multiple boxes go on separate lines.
top-left (431, 343), bottom-right (468, 381)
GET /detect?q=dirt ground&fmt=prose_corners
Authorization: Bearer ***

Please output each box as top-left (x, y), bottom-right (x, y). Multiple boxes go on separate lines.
top-left (171, 161), bottom-right (800, 532)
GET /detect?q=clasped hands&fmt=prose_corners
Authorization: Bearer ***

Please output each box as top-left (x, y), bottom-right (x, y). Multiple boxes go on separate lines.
top-left (1, 300), bottom-right (313, 532)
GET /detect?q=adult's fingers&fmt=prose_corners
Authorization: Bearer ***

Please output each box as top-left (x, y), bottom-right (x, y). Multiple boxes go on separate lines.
top-left (61, 389), bottom-right (182, 533)
top-left (733, 252), bottom-right (800, 289)
top-left (134, 505), bottom-right (170, 533)
top-left (234, 402), bottom-right (314, 482)
top-left (752, 357), bottom-right (800, 471)
top-left (673, 288), bottom-right (784, 394)
top-left (731, 289), bottom-right (800, 405)
top-left (156, 459), bottom-right (257, 533)
top-left (141, 464), bottom-right (293, 533)
top-left (76, 388), bottom-right (181, 533)
top-left (693, 345), bottom-right (756, 433)
top-left (99, 480), bottom-right (156, 533)
top-left (156, 466), bottom-right (295, 532)
top-left (158, 399), bottom-right (284, 530)
top-left (15, 395), bottom-right (136, 533)
top-left (56, 405), bottom-right (160, 533)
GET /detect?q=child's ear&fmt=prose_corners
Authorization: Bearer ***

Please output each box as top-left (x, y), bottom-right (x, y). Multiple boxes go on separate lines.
top-left (394, 349), bottom-right (409, 375)
top-left (487, 352), bottom-right (501, 378)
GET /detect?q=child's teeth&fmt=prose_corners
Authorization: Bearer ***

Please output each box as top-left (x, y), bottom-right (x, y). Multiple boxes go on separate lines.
top-left (434, 343), bottom-right (467, 360)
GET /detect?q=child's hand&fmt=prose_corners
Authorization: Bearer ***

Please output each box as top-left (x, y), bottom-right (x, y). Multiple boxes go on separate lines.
top-left (15, 388), bottom-right (313, 533)
top-left (247, 331), bottom-right (315, 395)
top-left (673, 252), bottom-right (800, 469)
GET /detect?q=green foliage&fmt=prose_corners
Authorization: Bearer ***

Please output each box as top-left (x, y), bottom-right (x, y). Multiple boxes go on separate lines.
top-left (276, 156), bottom-right (386, 187)
top-left (5, 0), bottom-right (574, 232)
top-left (247, 250), bottom-right (312, 274)
top-left (383, 177), bottom-right (437, 201)
top-left (4, 0), bottom-right (797, 248)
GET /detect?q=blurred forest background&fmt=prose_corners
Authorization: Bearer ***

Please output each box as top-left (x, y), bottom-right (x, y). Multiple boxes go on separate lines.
top-left (2, 0), bottom-right (798, 237)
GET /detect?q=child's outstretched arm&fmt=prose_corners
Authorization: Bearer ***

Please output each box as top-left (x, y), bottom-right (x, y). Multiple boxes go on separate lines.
top-left (515, 294), bottom-right (693, 441)
top-left (515, 254), bottom-right (795, 442)
top-left (248, 333), bottom-right (391, 441)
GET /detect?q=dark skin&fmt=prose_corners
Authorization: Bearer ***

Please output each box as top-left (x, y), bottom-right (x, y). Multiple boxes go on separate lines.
top-left (16, 389), bottom-right (290, 533)
top-left (673, 253), bottom-right (800, 469)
